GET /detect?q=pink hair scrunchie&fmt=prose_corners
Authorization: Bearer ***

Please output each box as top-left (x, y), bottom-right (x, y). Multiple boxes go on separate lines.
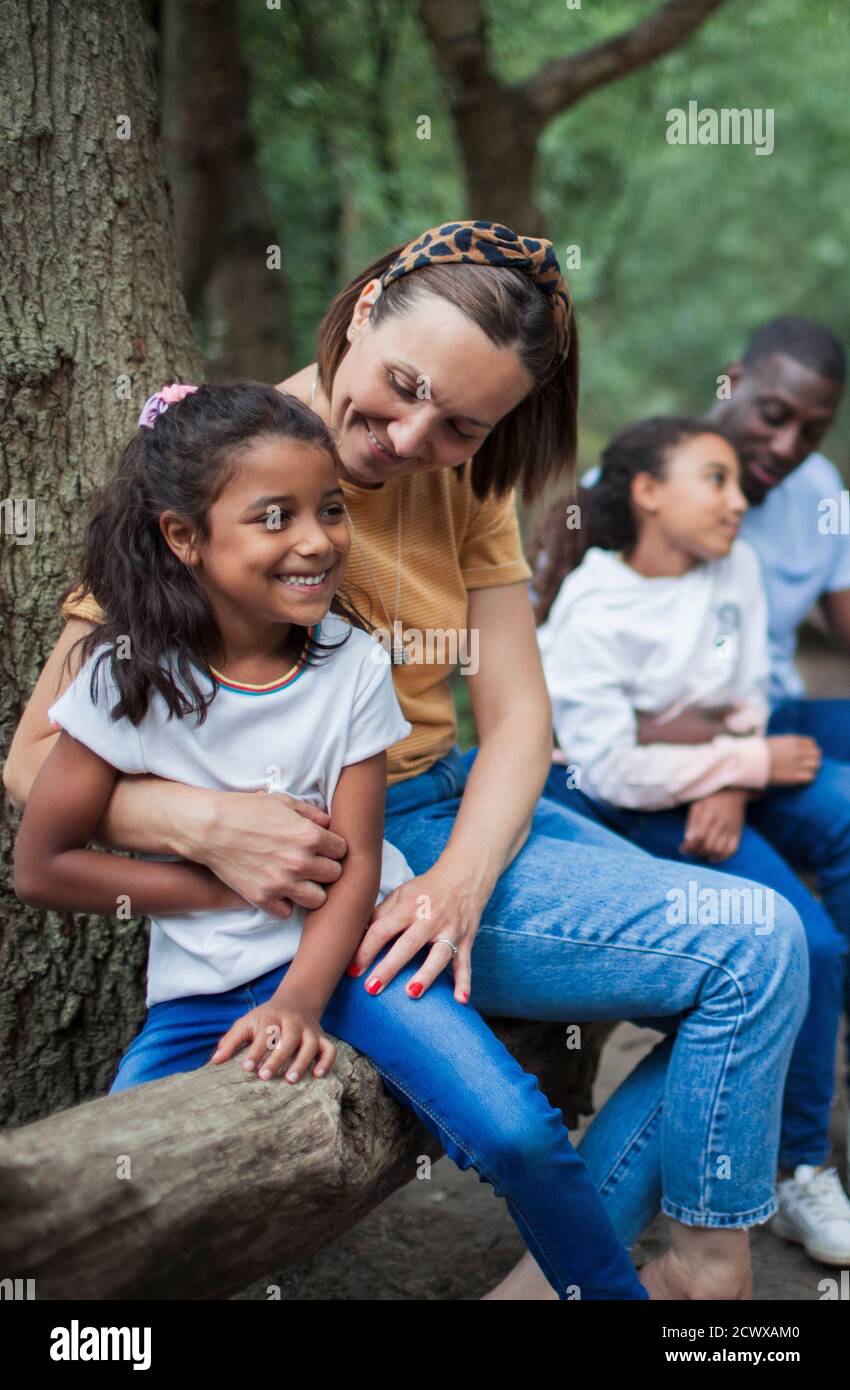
top-left (138, 382), bottom-right (199, 429)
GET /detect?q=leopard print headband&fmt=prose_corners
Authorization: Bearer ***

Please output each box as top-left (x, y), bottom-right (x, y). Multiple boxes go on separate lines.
top-left (378, 220), bottom-right (573, 368)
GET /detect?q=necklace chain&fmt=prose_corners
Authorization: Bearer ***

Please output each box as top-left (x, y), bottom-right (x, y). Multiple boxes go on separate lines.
top-left (313, 367), bottom-right (406, 663)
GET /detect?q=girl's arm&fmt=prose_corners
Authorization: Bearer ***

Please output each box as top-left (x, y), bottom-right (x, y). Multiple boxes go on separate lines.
top-left (3, 621), bottom-right (347, 916)
top-left (209, 750), bottom-right (390, 1084)
top-left (269, 750), bottom-right (388, 1017)
top-left (13, 730), bottom-right (241, 914)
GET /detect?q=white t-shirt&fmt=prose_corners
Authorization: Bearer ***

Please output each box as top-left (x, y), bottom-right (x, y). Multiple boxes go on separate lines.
top-left (536, 541), bottom-right (773, 810)
top-left (48, 615), bottom-right (414, 1005)
top-left (738, 452), bottom-right (850, 701)
top-left (580, 453), bottom-right (850, 703)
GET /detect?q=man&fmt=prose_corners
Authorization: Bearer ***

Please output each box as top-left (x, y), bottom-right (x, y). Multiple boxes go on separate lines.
top-left (708, 316), bottom-right (849, 710)
top-left (707, 319), bottom-right (850, 1262)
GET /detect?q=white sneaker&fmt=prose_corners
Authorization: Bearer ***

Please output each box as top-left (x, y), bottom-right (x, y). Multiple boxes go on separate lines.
top-left (772, 1165), bottom-right (850, 1265)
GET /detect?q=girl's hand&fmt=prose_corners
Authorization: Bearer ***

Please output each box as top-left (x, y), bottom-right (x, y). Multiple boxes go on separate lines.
top-left (177, 788), bottom-right (348, 920)
top-left (209, 996), bottom-right (336, 1083)
top-left (346, 865), bottom-right (484, 1004)
top-left (766, 734), bottom-right (821, 786)
top-left (680, 789), bottom-right (748, 862)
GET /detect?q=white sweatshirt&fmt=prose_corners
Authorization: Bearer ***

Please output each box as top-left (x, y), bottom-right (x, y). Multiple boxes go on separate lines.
top-left (536, 541), bottom-right (772, 810)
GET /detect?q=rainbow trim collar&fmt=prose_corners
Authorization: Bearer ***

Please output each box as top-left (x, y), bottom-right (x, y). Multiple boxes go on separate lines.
top-left (209, 624), bottom-right (320, 696)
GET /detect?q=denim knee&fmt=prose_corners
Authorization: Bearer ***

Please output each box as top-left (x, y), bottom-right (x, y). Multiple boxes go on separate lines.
top-left (750, 894), bottom-right (810, 1035)
top-left (701, 891), bottom-right (809, 1037)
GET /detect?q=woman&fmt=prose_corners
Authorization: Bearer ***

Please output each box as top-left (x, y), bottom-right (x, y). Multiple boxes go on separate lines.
top-left (5, 221), bottom-right (808, 1301)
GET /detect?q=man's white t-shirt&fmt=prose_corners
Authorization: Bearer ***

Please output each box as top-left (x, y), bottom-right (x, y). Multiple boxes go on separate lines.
top-left (48, 615), bottom-right (414, 1006)
top-left (737, 452), bottom-right (850, 702)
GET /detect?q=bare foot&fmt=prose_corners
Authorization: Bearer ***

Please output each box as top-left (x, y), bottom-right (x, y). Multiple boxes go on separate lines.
top-left (481, 1250), bottom-right (559, 1300)
top-left (639, 1246), bottom-right (752, 1300)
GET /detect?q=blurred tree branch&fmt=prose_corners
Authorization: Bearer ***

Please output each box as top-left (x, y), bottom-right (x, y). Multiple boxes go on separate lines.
top-left (419, 0), bottom-right (730, 229)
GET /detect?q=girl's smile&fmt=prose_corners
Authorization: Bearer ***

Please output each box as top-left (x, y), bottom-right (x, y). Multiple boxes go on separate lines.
top-left (161, 435), bottom-right (351, 674)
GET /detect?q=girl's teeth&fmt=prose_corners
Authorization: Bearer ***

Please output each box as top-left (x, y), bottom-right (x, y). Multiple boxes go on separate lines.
top-left (280, 573), bottom-right (326, 587)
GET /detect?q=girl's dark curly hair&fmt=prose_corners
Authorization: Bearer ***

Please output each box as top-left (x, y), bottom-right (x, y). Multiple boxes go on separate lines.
top-left (530, 416), bottom-right (734, 624)
top-left (59, 381), bottom-right (373, 725)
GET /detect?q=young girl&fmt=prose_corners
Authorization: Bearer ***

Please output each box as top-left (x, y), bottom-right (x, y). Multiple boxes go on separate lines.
top-left (13, 379), bottom-right (647, 1300)
top-left (533, 415), bottom-right (850, 1266)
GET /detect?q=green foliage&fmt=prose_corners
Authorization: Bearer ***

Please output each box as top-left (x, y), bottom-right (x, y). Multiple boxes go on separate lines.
top-left (240, 0), bottom-right (849, 470)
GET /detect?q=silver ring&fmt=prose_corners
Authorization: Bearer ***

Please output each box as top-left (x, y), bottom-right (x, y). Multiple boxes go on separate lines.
top-left (435, 936), bottom-right (457, 956)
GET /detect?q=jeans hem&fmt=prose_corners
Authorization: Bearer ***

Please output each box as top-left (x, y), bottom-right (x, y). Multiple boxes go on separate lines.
top-left (661, 1194), bottom-right (778, 1229)
top-left (778, 1149), bottom-right (831, 1171)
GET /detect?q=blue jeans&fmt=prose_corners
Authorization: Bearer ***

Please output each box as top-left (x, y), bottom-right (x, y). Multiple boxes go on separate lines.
top-left (112, 745), bottom-right (807, 1288)
top-left (543, 696), bottom-right (850, 1171)
top-left (380, 749), bottom-right (807, 1244)
top-left (110, 894), bottom-right (646, 1299)
top-left (767, 697), bottom-right (850, 1101)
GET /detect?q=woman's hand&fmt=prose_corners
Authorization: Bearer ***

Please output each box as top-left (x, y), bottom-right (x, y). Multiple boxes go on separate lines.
top-left (680, 788), bottom-right (749, 862)
top-left (176, 788), bottom-right (348, 920)
top-left (346, 864), bottom-right (485, 1004)
top-left (210, 992), bottom-right (336, 1083)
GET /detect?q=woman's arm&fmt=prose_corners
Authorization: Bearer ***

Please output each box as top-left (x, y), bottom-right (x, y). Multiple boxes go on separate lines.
top-left (14, 730), bottom-right (241, 914)
top-left (437, 580), bottom-right (553, 894)
top-left (348, 581), bottom-right (554, 1001)
top-left (3, 622), bottom-right (348, 917)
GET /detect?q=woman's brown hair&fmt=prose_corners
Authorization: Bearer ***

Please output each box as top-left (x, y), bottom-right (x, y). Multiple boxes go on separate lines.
top-left (316, 240), bottom-right (579, 506)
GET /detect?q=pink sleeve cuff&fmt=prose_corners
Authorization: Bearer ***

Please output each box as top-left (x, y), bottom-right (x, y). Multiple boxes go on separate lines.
top-left (681, 735), bottom-right (771, 801)
top-left (727, 734), bottom-right (771, 789)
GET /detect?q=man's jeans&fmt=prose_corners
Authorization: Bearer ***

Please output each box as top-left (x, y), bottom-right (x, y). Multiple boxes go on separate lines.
top-left (111, 745), bottom-right (808, 1289)
top-left (544, 697), bottom-right (850, 1171)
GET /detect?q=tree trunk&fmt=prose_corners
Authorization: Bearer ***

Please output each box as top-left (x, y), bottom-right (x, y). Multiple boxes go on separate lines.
top-left (0, 0), bottom-right (201, 1128)
top-left (161, 0), bottom-right (291, 380)
top-left (418, 0), bottom-right (544, 230)
top-left (0, 1020), bottom-right (614, 1298)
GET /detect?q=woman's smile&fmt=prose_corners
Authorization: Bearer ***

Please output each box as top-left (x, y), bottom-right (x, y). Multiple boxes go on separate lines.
top-left (363, 417), bottom-right (400, 461)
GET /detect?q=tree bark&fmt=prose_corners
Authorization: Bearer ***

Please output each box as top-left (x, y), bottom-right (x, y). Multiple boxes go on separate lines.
top-left (161, 0), bottom-right (291, 380)
top-left (418, 0), bottom-right (729, 231)
top-left (0, 1020), bottom-right (613, 1299)
top-left (0, 0), bottom-right (201, 1128)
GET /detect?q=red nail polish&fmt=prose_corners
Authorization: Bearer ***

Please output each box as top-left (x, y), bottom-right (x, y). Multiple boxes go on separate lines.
top-left (365, 978), bottom-right (382, 995)
top-left (346, 963), bottom-right (360, 977)
top-left (408, 981), bottom-right (423, 998)
top-left (460, 991), bottom-right (469, 1003)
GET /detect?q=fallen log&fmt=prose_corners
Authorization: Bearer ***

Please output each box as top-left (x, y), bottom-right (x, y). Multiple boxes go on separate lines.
top-left (0, 1019), bottom-right (614, 1299)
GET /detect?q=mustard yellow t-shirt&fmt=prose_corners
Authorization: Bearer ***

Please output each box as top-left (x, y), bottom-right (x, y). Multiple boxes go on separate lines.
top-left (59, 466), bottom-right (532, 784)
